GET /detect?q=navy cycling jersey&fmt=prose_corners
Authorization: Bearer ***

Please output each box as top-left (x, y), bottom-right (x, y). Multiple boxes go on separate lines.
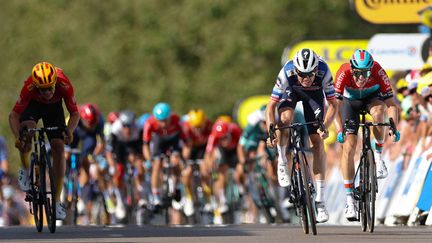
top-left (270, 59), bottom-right (335, 103)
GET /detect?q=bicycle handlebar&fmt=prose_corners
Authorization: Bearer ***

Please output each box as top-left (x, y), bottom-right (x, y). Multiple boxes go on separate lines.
top-left (342, 118), bottom-right (398, 137)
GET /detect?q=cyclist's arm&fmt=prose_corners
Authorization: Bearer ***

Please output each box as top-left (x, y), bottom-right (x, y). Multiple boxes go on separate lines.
top-left (182, 140), bottom-right (192, 161)
top-left (8, 111), bottom-right (21, 140)
top-left (324, 98), bottom-right (337, 130)
top-left (67, 111), bottom-right (80, 136)
top-left (237, 143), bottom-right (246, 165)
top-left (265, 100), bottom-right (278, 132)
top-left (334, 99), bottom-right (343, 132)
top-left (142, 142), bottom-right (152, 161)
top-left (384, 97), bottom-right (399, 126)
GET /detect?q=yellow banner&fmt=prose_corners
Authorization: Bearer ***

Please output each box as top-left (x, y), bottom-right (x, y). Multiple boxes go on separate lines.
top-left (287, 40), bottom-right (369, 76)
top-left (234, 95), bottom-right (268, 128)
top-left (354, 0), bottom-right (431, 24)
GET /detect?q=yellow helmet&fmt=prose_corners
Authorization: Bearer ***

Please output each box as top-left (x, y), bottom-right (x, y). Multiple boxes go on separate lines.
top-left (188, 109), bottom-right (206, 128)
top-left (396, 78), bottom-right (408, 91)
top-left (31, 62), bottom-right (57, 89)
top-left (215, 115), bottom-right (232, 123)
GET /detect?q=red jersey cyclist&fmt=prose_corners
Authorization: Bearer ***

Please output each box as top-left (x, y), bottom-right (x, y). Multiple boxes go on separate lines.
top-left (204, 120), bottom-right (242, 215)
top-left (9, 62), bottom-right (79, 220)
top-left (142, 103), bottom-right (188, 213)
top-left (334, 50), bottom-right (400, 221)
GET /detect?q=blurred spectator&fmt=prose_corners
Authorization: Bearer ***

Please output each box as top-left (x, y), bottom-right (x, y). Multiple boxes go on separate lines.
top-left (0, 136), bottom-right (9, 202)
top-left (1, 185), bottom-right (29, 225)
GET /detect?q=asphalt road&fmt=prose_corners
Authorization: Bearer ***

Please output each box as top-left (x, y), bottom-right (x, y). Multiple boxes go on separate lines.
top-left (1, 224), bottom-right (431, 243)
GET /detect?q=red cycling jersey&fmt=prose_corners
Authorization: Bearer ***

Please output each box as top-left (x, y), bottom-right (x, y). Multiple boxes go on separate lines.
top-left (143, 114), bottom-right (186, 143)
top-left (205, 122), bottom-right (242, 153)
top-left (183, 119), bottom-right (213, 147)
top-left (12, 67), bottom-right (78, 114)
top-left (334, 62), bottom-right (393, 100)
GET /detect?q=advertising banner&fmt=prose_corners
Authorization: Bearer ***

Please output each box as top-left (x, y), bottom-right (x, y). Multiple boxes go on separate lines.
top-left (367, 33), bottom-right (430, 70)
top-left (353, 0), bottom-right (431, 24)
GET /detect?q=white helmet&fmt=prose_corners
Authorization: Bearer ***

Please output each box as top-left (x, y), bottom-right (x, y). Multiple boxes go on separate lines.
top-left (293, 48), bottom-right (319, 73)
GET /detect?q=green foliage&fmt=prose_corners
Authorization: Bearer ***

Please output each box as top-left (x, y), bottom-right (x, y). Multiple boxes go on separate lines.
top-left (0, 0), bottom-right (414, 172)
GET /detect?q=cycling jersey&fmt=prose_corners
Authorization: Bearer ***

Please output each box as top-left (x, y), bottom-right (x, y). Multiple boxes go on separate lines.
top-left (143, 114), bottom-right (185, 143)
top-left (183, 119), bottom-right (213, 147)
top-left (270, 59), bottom-right (335, 103)
top-left (70, 113), bottom-right (105, 155)
top-left (205, 122), bottom-right (242, 153)
top-left (12, 67), bottom-right (78, 114)
top-left (334, 62), bottom-right (393, 100)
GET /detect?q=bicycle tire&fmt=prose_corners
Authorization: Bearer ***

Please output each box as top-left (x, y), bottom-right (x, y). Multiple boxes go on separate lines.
top-left (299, 151), bottom-right (317, 235)
top-left (42, 150), bottom-right (56, 233)
top-left (359, 154), bottom-right (367, 232)
top-left (30, 155), bottom-right (43, 232)
top-left (293, 158), bottom-right (309, 234)
top-left (366, 149), bottom-right (376, 233)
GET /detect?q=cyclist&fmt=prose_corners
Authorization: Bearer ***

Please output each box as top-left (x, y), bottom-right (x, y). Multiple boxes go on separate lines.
top-left (204, 120), bottom-right (242, 217)
top-left (265, 48), bottom-right (337, 223)
top-left (142, 102), bottom-right (188, 223)
top-left (181, 109), bottom-right (213, 216)
top-left (106, 110), bottom-right (144, 220)
top-left (9, 62), bottom-right (79, 220)
top-left (334, 49), bottom-right (399, 221)
top-left (66, 103), bottom-right (107, 222)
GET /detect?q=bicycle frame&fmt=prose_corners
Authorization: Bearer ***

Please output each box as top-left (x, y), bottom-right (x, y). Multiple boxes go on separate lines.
top-left (270, 119), bottom-right (323, 235)
top-left (24, 126), bottom-right (59, 233)
top-left (343, 113), bottom-right (396, 233)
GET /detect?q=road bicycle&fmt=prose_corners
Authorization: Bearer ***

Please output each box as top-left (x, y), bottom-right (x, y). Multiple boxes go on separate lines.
top-left (341, 111), bottom-right (397, 233)
top-left (270, 119), bottom-right (325, 235)
top-left (22, 126), bottom-right (61, 233)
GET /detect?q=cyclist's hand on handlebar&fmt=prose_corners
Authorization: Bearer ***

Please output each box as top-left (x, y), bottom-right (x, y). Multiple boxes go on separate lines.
top-left (14, 137), bottom-right (24, 150)
top-left (317, 127), bottom-right (328, 140)
top-left (266, 136), bottom-right (277, 148)
top-left (63, 129), bottom-right (73, 145)
top-left (389, 129), bottom-right (401, 143)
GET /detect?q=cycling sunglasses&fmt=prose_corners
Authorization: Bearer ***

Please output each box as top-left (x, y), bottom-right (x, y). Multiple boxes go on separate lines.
top-left (38, 86), bottom-right (55, 93)
top-left (296, 69), bottom-right (316, 78)
top-left (352, 69), bottom-right (371, 78)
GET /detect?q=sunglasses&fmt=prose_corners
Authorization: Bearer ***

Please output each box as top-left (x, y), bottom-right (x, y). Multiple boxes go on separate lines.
top-left (38, 86), bottom-right (55, 93)
top-left (352, 69), bottom-right (371, 78)
top-left (296, 70), bottom-right (316, 78)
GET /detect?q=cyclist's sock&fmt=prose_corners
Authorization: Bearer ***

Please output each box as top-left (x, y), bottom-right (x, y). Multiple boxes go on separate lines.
top-left (344, 180), bottom-right (354, 203)
top-left (315, 180), bottom-right (325, 202)
top-left (152, 188), bottom-right (160, 196)
top-left (375, 140), bottom-right (384, 156)
top-left (20, 151), bottom-right (30, 169)
top-left (277, 145), bottom-right (287, 164)
top-left (217, 189), bottom-right (226, 205)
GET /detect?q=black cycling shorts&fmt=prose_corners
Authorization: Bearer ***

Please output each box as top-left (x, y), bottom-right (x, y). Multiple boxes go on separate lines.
top-left (150, 133), bottom-right (182, 159)
top-left (278, 87), bottom-right (325, 135)
top-left (20, 100), bottom-right (66, 140)
top-left (340, 92), bottom-right (384, 135)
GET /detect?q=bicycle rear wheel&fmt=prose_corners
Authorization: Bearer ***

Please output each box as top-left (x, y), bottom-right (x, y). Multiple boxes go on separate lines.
top-left (42, 151), bottom-right (56, 233)
top-left (30, 156), bottom-right (43, 232)
top-left (299, 152), bottom-right (317, 235)
top-left (365, 150), bottom-right (376, 233)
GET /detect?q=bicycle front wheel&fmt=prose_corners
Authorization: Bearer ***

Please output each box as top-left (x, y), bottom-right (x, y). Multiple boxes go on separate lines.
top-left (299, 152), bottom-right (317, 235)
top-left (42, 151), bottom-right (56, 233)
top-left (365, 149), bottom-right (376, 233)
top-left (359, 154), bottom-right (367, 232)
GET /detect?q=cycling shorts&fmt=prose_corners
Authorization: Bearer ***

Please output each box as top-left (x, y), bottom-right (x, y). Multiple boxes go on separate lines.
top-left (20, 100), bottom-right (66, 140)
top-left (190, 144), bottom-right (206, 160)
top-left (149, 134), bottom-right (181, 159)
top-left (112, 139), bottom-right (143, 165)
top-left (215, 146), bottom-right (239, 169)
top-left (341, 92), bottom-right (384, 135)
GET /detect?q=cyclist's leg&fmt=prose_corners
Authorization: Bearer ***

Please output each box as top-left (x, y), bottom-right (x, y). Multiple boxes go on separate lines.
top-left (368, 98), bottom-right (388, 178)
top-left (42, 101), bottom-right (67, 203)
top-left (340, 98), bottom-right (361, 220)
top-left (149, 136), bottom-right (163, 203)
top-left (17, 101), bottom-right (41, 170)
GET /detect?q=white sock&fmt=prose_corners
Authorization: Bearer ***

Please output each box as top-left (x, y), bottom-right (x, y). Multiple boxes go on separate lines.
top-left (277, 145), bottom-right (287, 165)
top-left (315, 180), bottom-right (325, 203)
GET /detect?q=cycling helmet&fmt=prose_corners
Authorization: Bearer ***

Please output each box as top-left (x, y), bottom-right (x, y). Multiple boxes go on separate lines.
top-left (119, 110), bottom-right (136, 127)
top-left (188, 109), bottom-right (206, 128)
top-left (215, 115), bottom-right (232, 123)
top-left (32, 62), bottom-right (57, 88)
top-left (214, 121), bottom-right (230, 138)
top-left (152, 102), bottom-right (171, 121)
top-left (80, 103), bottom-right (99, 126)
top-left (350, 50), bottom-right (374, 69)
top-left (293, 48), bottom-right (319, 73)
top-left (107, 111), bottom-right (119, 124)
